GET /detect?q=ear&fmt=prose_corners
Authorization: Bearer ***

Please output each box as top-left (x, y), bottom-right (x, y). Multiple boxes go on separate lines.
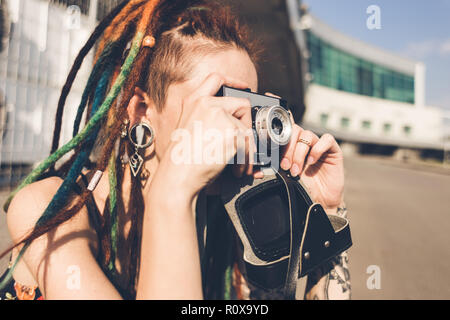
top-left (127, 87), bottom-right (155, 125)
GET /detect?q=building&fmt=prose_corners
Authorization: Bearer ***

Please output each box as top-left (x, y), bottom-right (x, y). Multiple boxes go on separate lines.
top-left (286, 0), bottom-right (447, 158)
top-left (0, 0), bottom-right (121, 188)
top-left (0, 0), bottom-right (310, 188)
top-left (227, 0), bottom-right (307, 123)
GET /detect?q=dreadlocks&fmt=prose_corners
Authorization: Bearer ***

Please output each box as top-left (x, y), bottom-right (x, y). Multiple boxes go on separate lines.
top-left (0, 0), bottom-right (259, 299)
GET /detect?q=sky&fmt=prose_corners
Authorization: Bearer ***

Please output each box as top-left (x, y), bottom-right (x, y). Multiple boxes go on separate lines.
top-left (303, 0), bottom-right (450, 111)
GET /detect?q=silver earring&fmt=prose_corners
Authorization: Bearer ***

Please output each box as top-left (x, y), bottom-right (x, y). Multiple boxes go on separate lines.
top-left (128, 122), bottom-right (155, 177)
top-left (120, 119), bottom-right (130, 139)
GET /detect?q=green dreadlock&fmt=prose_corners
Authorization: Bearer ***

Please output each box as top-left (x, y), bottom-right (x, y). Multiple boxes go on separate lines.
top-left (0, 0), bottom-right (158, 290)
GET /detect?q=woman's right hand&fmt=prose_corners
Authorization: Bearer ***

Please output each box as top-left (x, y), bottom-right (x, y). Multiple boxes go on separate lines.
top-left (154, 73), bottom-right (257, 202)
top-left (137, 73), bottom-right (257, 299)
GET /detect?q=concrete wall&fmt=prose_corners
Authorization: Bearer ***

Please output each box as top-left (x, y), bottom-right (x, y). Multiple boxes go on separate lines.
top-left (303, 84), bottom-right (444, 147)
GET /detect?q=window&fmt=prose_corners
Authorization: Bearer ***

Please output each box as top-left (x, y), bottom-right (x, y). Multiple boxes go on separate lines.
top-left (362, 121), bottom-right (372, 130)
top-left (403, 125), bottom-right (412, 136)
top-left (341, 117), bottom-right (350, 129)
top-left (306, 31), bottom-right (415, 104)
top-left (320, 113), bottom-right (329, 127)
top-left (383, 123), bottom-right (392, 134)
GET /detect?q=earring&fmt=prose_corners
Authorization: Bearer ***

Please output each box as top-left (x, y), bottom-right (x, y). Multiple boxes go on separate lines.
top-left (128, 122), bottom-right (155, 178)
top-left (120, 119), bottom-right (130, 139)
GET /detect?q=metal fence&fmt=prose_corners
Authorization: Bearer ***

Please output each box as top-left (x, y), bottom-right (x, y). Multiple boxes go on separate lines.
top-left (51, 0), bottom-right (91, 15)
top-left (97, 0), bottom-right (123, 20)
top-left (0, 0), bottom-right (126, 189)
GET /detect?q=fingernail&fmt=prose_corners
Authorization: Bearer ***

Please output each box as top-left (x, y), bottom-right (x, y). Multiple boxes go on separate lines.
top-left (254, 171), bottom-right (264, 179)
top-left (281, 158), bottom-right (290, 170)
top-left (307, 156), bottom-right (315, 165)
top-left (291, 164), bottom-right (300, 177)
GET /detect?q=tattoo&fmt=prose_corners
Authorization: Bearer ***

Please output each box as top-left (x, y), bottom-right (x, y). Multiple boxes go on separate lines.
top-left (337, 205), bottom-right (348, 219)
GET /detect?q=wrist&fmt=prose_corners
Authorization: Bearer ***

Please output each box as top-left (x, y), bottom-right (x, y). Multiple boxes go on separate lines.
top-left (323, 197), bottom-right (346, 216)
top-left (146, 167), bottom-right (199, 218)
top-left (155, 148), bottom-right (205, 200)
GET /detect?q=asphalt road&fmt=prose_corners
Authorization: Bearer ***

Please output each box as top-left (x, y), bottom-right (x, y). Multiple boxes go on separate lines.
top-left (343, 155), bottom-right (450, 300)
top-left (0, 155), bottom-right (449, 299)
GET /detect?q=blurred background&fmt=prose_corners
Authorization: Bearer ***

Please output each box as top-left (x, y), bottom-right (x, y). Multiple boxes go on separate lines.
top-left (0, 0), bottom-right (449, 299)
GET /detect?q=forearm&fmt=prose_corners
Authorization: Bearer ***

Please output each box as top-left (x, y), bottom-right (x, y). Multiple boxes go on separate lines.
top-left (136, 185), bottom-right (203, 300)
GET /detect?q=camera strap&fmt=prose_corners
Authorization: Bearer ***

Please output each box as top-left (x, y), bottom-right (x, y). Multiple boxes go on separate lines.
top-left (221, 168), bottom-right (352, 300)
top-left (278, 169), bottom-right (304, 299)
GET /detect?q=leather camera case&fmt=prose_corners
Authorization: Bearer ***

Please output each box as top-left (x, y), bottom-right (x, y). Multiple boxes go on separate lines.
top-left (221, 168), bottom-right (352, 299)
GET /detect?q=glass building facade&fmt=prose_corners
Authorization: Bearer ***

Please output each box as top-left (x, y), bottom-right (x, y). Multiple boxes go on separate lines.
top-left (306, 31), bottom-right (415, 104)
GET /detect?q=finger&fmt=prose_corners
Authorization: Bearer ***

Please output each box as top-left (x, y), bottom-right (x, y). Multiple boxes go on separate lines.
top-left (231, 129), bottom-right (249, 178)
top-left (245, 129), bottom-right (256, 176)
top-left (291, 130), bottom-right (319, 177)
top-left (253, 170), bottom-right (264, 179)
top-left (307, 133), bottom-right (342, 165)
top-left (232, 162), bottom-right (244, 178)
top-left (199, 96), bottom-right (252, 128)
top-left (210, 97), bottom-right (251, 116)
top-left (280, 124), bottom-right (302, 171)
top-left (191, 73), bottom-right (249, 100)
top-left (223, 100), bottom-right (257, 175)
top-left (265, 92), bottom-right (281, 99)
top-left (229, 117), bottom-right (255, 177)
top-left (217, 97), bottom-right (252, 128)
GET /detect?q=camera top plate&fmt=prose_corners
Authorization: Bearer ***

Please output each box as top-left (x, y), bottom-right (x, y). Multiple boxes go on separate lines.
top-left (216, 86), bottom-right (289, 110)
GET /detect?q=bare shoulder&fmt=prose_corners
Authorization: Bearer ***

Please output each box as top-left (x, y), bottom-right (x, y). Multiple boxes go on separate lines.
top-left (5, 177), bottom-right (116, 299)
top-left (6, 176), bottom-right (92, 244)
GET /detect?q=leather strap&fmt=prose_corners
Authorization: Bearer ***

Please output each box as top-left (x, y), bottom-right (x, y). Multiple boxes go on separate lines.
top-left (277, 169), bottom-right (304, 300)
top-left (278, 169), bottom-right (352, 299)
top-left (220, 168), bottom-right (352, 299)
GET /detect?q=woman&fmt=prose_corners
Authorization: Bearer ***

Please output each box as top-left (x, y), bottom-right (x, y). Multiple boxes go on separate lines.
top-left (0, 0), bottom-right (350, 300)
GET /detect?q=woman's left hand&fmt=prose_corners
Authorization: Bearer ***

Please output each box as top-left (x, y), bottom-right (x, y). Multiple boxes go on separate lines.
top-left (263, 93), bottom-right (344, 212)
top-left (280, 119), bottom-right (345, 213)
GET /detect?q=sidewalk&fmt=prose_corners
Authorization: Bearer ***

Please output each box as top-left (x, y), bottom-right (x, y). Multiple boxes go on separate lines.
top-left (352, 154), bottom-right (450, 176)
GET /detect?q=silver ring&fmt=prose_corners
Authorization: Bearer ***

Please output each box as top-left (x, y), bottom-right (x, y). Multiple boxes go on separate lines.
top-left (128, 122), bottom-right (155, 149)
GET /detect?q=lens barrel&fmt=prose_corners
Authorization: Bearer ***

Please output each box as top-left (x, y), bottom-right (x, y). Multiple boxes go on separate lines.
top-left (254, 106), bottom-right (292, 146)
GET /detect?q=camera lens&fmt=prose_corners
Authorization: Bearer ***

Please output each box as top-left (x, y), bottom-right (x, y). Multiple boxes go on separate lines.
top-left (272, 118), bottom-right (284, 135)
top-left (255, 106), bottom-right (292, 146)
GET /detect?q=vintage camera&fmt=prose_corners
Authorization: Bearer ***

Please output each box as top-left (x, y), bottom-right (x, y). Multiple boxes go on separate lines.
top-left (216, 86), bottom-right (352, 298)
top-left (216, 86), bottom-right (293, 167)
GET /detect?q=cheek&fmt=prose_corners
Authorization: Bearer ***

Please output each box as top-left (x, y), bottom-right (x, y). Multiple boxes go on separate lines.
top-left (152, 82), bottom-right (192, 157)
top-left (153, 106), bottom-right (181, 158)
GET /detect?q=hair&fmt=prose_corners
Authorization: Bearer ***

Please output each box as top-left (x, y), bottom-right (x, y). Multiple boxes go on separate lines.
top-left (0, 0), bottom-right (259, 299)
